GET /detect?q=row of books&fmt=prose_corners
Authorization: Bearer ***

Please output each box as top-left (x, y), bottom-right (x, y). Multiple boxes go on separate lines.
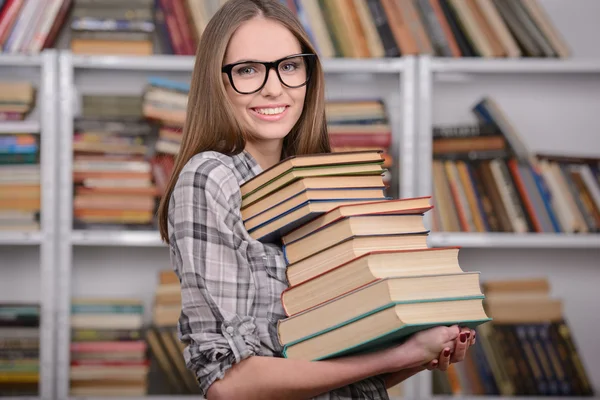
top-left (0, 0), bottom-right (570, 58)
top-left (433, 278), bottom-right (594, 396)
top-left (0, 303), bottom-right (39, 396)
top-left (0, 81), bottom-right (39, 232)
top-left (286, 0), bottom-right (569, 58)
top-left (239, 150), bottom-right (490, 362)
top-left (432, 156), bottom-right (600, 234)
top-left (431, 97), bottom-right (600, 234)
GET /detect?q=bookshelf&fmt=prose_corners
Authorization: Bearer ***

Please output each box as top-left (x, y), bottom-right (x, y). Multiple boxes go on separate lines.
top-left (54, 51), bottom-right (416, 399)
top-left (0, 52), bottom-right (58, 400)
top-left (415, 55), bottom-right (600, 398)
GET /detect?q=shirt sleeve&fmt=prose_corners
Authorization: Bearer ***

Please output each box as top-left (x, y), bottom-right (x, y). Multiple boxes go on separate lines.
top-left (168, 158), bottom-right (261, 396)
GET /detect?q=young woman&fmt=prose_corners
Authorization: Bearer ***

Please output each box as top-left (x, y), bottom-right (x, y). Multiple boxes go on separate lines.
top-left (157, 1), bottom-right (475, 399)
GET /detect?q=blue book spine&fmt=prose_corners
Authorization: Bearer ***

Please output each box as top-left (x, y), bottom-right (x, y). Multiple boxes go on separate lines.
top-left (529, 164), bottom-right (562, 232)
top-left (148, 76), bottom-right (191, 93)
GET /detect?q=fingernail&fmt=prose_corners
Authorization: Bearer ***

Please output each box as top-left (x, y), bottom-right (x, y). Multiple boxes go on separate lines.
top-left (472, 332), bottom-right (476, 339)
top-left (460, 333), bottom-right (467, 343)
top-left (443, 349), bottom-right (451, 357)
top-left (465, 332), bottom-right (470, 338)
top-left (431, 360), bottom-right (438, 366)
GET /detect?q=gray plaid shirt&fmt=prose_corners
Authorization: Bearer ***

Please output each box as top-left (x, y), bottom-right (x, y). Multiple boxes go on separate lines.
top-left (167, 150), bottom-right (389, 399)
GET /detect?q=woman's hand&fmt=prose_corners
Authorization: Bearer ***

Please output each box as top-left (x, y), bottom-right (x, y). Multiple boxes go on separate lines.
top-left (424, 327), bottom-right (477, 371)
top-left (382, 325), bottom-right (460, 372)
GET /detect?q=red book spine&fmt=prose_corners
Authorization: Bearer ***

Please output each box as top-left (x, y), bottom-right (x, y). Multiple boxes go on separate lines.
top-left (169, 0), bottom-right (196, 55)
top-left (160, 0), bottom-right (185, 55)
top-left (0, 0), bottom-right (24, 48)
top-left (42, 0), bottom-right (73, 49)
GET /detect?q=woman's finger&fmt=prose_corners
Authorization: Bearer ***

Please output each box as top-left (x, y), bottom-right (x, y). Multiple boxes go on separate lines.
top-left (437, 347), bottom-right (451, 371)
top-left (470, 330), bottom-right (476, 346)
top-left (450, 330), bottom-right (469, 363)
top-left (425, 359), bottom-right (439, 371)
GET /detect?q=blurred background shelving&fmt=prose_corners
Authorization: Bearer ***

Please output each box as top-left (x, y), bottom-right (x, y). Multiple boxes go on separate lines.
top-left (0, 52), bottom-right (57, 400)
top-left (0, 0), bottom-right (599, 399)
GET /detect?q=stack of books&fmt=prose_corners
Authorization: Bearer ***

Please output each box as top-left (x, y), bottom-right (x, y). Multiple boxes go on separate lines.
top-left (0, 81), bottom-right (39, 232)
top-left (0, 303), bottom-right (39, 396)
top-left (142, 77), bottom-right (188, 198)
top-left (241, 150), bottom-right (390, 243)
top-left (69, 298), bottom-right (148, 397)
top-left (72, 95), bottom-right (158, 230)
top-left (326, 100), bottom-right (393, 190)
top-left (241, 150), bottom-right (491, 362)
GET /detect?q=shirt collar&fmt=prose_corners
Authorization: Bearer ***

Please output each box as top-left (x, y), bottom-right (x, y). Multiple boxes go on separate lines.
top-left (233, 149), bottom-right (263, 185)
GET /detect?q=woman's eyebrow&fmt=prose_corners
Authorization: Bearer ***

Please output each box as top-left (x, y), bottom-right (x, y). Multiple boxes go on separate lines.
top-left (228, 54), bottom-right (301, 64)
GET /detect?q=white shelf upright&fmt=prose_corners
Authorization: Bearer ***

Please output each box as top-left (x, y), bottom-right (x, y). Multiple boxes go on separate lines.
top-left (0, 51), bottom-right (58, 400)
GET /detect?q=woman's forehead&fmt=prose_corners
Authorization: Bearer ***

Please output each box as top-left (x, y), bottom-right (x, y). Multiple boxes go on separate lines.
top-left (224, 18), bottom-right (302, 65)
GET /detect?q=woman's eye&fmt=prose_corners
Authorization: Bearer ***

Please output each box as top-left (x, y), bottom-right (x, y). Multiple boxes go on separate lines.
top-left (281, 62), bottom-right (298, 72)
top-left (235, 66), bottom-right (256, 76)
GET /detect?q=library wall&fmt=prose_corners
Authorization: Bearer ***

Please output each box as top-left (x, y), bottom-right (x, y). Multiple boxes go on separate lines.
top-left (1, 0), bottom-right (599, 398)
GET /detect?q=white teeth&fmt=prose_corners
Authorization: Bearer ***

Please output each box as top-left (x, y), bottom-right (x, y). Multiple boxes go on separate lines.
top-left (255, 107), bottom-right (286, 115)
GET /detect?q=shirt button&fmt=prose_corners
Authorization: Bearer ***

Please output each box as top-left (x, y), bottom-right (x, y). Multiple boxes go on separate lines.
top-left (226, 326), bottom-right (234, 334)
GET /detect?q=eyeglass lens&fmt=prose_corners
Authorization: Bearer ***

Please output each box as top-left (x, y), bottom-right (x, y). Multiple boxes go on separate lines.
top-left (230, 55), bottom-right (310, 93)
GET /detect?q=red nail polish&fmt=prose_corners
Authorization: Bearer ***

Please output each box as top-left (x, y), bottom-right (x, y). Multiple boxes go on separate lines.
top-left (465, 332), bottom-right (471, 338)
top-left (443, 349), bottom-right (451, 357)
top-left (460, 333), bottom-right (467, 343)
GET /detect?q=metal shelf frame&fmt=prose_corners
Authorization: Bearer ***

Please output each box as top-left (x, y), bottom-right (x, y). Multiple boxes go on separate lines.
top-left (0, 51), bottom-right (58, 400)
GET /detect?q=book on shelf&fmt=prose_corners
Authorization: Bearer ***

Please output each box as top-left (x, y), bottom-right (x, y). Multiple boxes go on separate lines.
top-left (69, 297), bottom-right (149, 397)
top-left (241, 150), bottom-right (491, 362)
top-left (431, 97), bottom-right (600, 234)
top-left (0, 81), bottom-right (40, 233)
top-left (432, 277), bottom-right (595, 396)
top-left (0, 303), bottom-right (39, 396)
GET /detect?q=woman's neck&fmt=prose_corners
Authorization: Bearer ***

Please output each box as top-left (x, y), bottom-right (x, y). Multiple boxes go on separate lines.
top-left (245, 139), bottom-right (283, 170)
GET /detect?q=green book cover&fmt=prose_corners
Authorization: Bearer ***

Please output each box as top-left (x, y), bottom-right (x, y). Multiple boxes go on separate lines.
top-left (282, 296), bottom-right (492, 361)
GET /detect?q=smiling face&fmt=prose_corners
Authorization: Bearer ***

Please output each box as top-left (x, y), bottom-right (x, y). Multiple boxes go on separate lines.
top-left (223, 17), bottom-right (307, 152)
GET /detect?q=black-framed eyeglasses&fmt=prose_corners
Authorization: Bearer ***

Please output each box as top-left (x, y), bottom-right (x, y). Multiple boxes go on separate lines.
top-left (222, 53), bottom-right (317, 95)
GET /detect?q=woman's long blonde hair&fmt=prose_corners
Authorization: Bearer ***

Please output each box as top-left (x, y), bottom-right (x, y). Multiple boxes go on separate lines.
top-left (158, 0), bottom-right (330, 243)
